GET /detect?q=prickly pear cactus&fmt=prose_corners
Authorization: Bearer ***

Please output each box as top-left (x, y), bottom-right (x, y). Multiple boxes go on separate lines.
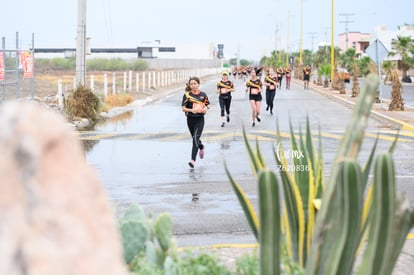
top-left (119, 204), bottom-right (178, 272)
top-left (155, 213), bottom-right (173, 252)
top-left (120, 220), bottom-right (148, 264)
top-left (122, 203), bottom-right (146, 221)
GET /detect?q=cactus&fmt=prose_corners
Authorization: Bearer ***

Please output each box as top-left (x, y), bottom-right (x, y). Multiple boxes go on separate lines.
top-left (326, 160), bottom-right (363, 275)
top-left (358, 153), bottom-right (414, 275)
top-left (123, 203), bottom-right (146, 219)
top-left (306, 74), bottom-right (379, 273)
top-left (155, 213), bottom-right (173, 252)
top-left (258, 169), bottom-right (281, 275)
top-left (272, 117), bottom-right (324, 266)
top-left (120, 220), bottom-right (148, 264)
top-left (119, 204), bottom-right (178, 272)
top-left (163, 256), bottom-right (177, 275)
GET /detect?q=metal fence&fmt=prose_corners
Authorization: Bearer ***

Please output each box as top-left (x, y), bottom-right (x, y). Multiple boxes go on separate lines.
top-left (1, 33), bottom-right (35, 101)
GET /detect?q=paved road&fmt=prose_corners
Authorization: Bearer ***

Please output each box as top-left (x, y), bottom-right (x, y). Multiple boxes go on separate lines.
top-left (344, 78), bottom-right (414, 106)
top-left (82, 76), bottom-right (414, 247)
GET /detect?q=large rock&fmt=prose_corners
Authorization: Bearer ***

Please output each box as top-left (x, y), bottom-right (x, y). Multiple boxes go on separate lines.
top-left (0, 101), bottom-right (128, 275)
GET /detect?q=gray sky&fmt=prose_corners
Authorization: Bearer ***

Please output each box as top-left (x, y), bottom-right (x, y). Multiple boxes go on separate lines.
top-left (2, 0), bottom-right (413, 61)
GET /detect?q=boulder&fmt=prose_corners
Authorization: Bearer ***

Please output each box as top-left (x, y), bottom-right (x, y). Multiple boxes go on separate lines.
top-left (0, 101), bottom-right (128, 275)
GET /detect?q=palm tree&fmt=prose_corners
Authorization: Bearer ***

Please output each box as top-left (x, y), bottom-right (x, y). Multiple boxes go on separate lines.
top-left (382, 60), bottom-right (397, 84)
top-left (389, 35), bottom-right (414, 82)
top-left (351, 63), bottom-right (360, 97)
top-left (388, 69), bottom-right (405, 111)
top-left (313, 47), bottom-right (331, 86)
top-left (302, 49), bottom-right (313, 67)
top-left (319, 64), bottom-right (331, 88)
top-left (338, 48), bottom-right (357, 74)
top-left (357, 56), bottom-right (371, 77)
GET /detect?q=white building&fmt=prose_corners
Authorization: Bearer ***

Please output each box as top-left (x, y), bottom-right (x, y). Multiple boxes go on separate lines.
top-left (370, 24), bottom-right (414, 61)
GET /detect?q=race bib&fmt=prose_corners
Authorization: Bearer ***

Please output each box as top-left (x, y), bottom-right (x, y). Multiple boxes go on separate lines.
top-left (220, 88), bottom-right (229, 94)
top-left (250, 88), bottom-right (259, 95)
top-left (193, 103), bottom-right (205, 113)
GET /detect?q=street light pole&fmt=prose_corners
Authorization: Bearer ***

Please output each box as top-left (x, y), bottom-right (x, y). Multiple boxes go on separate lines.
top-left (299, 0), bottom-right (303, 65)
top-left (330, 0), bottom-right (335, 83)
top-left (75, 0), bottom-right (86, 86)
top-left (286, 10), bottom-right (290, 67)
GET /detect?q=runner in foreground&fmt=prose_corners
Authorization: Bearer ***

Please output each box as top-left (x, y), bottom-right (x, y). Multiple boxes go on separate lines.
top-left (181, 76), bottom-right (210, 168)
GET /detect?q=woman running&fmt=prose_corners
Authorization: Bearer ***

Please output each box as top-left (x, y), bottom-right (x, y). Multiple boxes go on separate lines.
top-left (303, 65), bottom-right (311, 90)
top-left (264, 67), bottom-right (278, 115)
top-left (217, 71), bottom-right (235, 127)
top-left (285, 65), bottom-right (291, 89)
top-left (276, 66), bottom-right (284, 90)
top-left (181, 77), bottom-right (210, 168)
top-left (245, 69), bottom-right (263, 127)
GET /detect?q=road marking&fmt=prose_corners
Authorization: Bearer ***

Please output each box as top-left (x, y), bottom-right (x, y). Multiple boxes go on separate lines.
top-left (78, 129), bottom-right (414, 142)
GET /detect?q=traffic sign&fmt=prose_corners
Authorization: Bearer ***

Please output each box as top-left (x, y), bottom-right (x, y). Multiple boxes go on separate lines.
top-left (365, 39), bottom-right (389, 65)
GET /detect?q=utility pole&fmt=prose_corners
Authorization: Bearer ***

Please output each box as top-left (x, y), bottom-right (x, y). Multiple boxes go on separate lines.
top-left (339, 13), bottom-right (355, 50)
top-left (275, 24), bottom-right (279, 53)
top-left (322, 26), bottom-right (330, 52)
top-left (75, 0), bottom-right (86, 86)
top-left (308, 32), bottom-right (317, 53)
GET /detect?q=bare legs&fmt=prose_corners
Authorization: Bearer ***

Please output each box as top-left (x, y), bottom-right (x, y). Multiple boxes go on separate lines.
top-left (250, 99), bottom-right (261, 126)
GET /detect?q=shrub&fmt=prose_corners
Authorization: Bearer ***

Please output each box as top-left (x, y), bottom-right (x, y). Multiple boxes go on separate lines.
top-left (64, 85), bottom-right (101, 122)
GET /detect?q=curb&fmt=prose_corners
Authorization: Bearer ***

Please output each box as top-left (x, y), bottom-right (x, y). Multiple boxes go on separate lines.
top-left (306, 82), bottom-right (414, 133)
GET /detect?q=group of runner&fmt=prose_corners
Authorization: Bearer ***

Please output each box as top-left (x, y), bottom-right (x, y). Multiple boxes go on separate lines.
top-left (181, 65), bottom-right (310, 168)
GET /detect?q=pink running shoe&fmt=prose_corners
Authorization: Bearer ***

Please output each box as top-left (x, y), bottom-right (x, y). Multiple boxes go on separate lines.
top-left (199, 149), bottom-right (205, 159)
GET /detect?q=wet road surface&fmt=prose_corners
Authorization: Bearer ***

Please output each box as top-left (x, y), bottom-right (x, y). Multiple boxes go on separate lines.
top-left (83, 76), bottom-right (414, 246)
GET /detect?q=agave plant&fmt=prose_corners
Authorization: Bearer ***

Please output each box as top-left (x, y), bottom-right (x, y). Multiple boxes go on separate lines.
top-left (225, 74), bottom-right (414, 275)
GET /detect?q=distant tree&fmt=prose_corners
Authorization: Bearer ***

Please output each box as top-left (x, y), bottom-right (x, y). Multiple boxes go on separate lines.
top-left (260, 51), bottom-right (284, 69)
top-left (318, 63), bottom-right (331, 87)
top-left (313, 47), bottom-right (330, 69)
top-left (357, 56), bottom-right (372, 77)
top-left (228, 58), bottom-right (237, 66)
top-left (389, 35), bottom-right (414, 82)
top-left (239, 59), bottom-right (252, 66)
top-left (382, 60), bottom-right (397, 83)
top-left (338, 48), bottom-right (357, 73)
top-left (302, 49), bottom-right (313, 66)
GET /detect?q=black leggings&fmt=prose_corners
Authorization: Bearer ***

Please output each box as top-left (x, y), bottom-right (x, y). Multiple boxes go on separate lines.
top-left (278, 77), bottom-right (283, 88)
top-left (266, 89), bottom-right (276, 111)
top-left (219, 94), bottom-right (232, 117)
top-left (186, 116), bottom-right (205, 161)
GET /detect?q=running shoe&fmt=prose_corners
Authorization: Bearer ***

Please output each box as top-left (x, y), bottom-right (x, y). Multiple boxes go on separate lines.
top-left (252, 122), bottom-right (255, 127)
top-left (226, 116), bottom-right (230, 123)
top-left (199, 149), bottom-right (204, 159)
top-left (221, 122), bottom-right (225, 127)
top-left (256, 116), bottom-right (261, 122)
top-left (188, 160), bottom-right (195, 168)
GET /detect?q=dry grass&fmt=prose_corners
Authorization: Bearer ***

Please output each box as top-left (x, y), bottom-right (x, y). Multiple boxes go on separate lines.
top-left (102, 93), bottom-right (135, 112)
